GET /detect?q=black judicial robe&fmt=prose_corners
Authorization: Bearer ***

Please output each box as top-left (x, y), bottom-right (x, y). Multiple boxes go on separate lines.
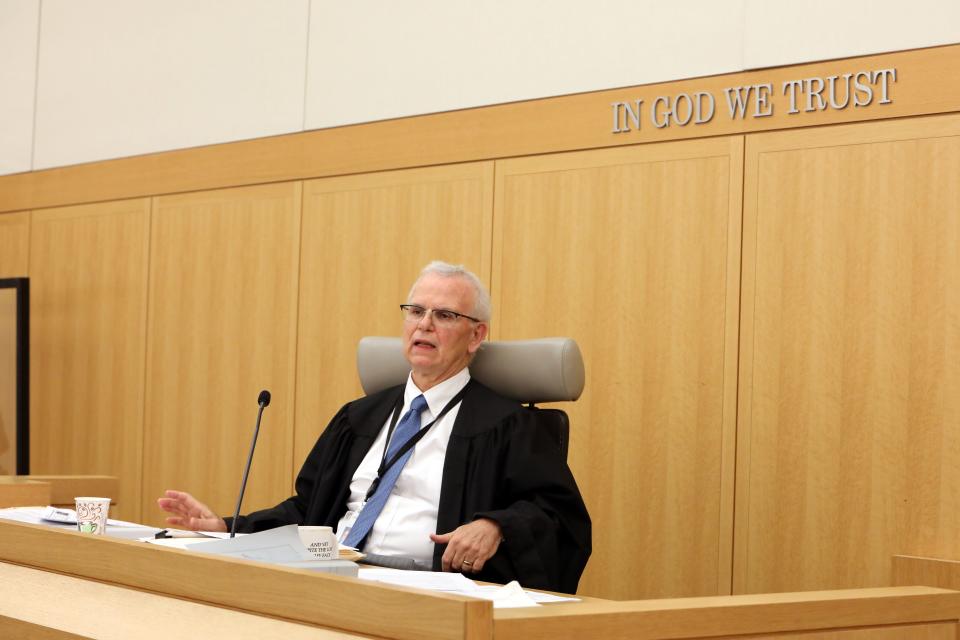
top-left (229, 380), bottom-right (592, 593)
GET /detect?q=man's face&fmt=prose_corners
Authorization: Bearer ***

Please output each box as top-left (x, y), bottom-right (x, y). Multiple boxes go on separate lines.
top-left (402, 273), bottom-right (488, 390)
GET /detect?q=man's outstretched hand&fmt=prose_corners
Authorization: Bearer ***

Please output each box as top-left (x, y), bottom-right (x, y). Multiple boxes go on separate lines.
top-left (157, 489), bottom-right (227, 532)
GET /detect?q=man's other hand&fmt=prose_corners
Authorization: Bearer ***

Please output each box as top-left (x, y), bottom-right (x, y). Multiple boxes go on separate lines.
top-left (430, 518), bottom-right (502, 573)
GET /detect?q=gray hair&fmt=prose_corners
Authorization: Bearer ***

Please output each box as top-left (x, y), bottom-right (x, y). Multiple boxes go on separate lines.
top-left (408, 260), bottom-right (491, 322)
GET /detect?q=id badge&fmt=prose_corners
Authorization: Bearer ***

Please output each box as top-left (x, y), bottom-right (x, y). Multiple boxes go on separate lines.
top-left (337, 505), bottom-right (362, 544)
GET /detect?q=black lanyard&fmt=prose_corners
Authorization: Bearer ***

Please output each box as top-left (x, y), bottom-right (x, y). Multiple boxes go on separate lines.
top-left (364, 380), bottom-right (472, 501)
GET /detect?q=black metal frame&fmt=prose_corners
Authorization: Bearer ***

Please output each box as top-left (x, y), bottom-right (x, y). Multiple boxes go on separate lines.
top-left (0, 277), bottom-right (29, 474)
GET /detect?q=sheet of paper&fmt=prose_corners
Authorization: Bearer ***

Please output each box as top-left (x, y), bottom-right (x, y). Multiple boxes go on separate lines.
top-left (185, 524), bottom-right (315, 563)
top-left (472, 582), bottom-right (579, 606)
top-left (143, 537), bottom-right (208, 550)
top-left (0, 507), bottom-right (162, 539)
top-left (153, 528), bottom-right (209, 539)
top-left (357, 567), bottom-right (576, 608)
top-left (103, 526), bottom-right (165, 540)
top-left (358, 567), bottom-right (479, 592)
top-left (141, 529), bottom-right (247, 546)
top-left (38, 506), bottom-right (144, 528)
top-left (193, 530), bottom-right (241, 539)
top-left (519, 590), bottom-right (580, 604)
top-left (155, 529), bottom-right (242, 539)
top-left (472, 581), bottom-right (540, 608)
top-left (0, 507), bottom-right (74, 527)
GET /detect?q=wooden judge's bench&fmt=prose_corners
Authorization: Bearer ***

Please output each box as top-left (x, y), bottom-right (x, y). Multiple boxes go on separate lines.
top-left (0, 475), bottom-right (118, 510)
top-left (0, 518), bottom-right (957, 640)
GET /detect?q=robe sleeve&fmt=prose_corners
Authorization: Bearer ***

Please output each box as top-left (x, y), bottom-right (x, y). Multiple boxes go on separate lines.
top-left (471, 410), bottom-right (592, 594)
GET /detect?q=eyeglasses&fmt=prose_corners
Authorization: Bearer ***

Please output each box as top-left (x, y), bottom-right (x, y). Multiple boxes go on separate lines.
top-left (400, 304), bottom-right (482, 326)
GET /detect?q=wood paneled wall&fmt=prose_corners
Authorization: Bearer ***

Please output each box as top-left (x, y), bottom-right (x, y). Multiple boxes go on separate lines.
top-left (492, 138), bottom-right (742, 599)
top-left (1, 47), bottom-right (960, 600)
top-left (294, 163), bottom-right (493, 471)
top-left (28, 200), bottom-right (151, 519)
top-left (735, 113), bottom-right (960, 593)
top-left (0, 212), bottom-right (30, 277)
top-left (140, 184), bottom-right (303, 523)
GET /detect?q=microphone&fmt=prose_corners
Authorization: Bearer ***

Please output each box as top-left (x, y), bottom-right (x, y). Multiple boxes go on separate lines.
top-left (229, 389), bottom-right (271, 538)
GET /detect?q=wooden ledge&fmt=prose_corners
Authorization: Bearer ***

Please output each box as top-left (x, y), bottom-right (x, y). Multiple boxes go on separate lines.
top-left (0, 477), bottom-right (51, 508)
top-left (0, 519), bottom-right (492, 640)
top-left (15, 475), bottom-right (119, 506)
top-left (494, 586), bottom-right (960, 640)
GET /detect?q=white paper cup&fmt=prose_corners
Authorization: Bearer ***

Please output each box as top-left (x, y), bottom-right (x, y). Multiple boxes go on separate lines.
top-left (75, 497), bottom-right (111, 535)
top-left (298, 525), bottom-right (337, 560)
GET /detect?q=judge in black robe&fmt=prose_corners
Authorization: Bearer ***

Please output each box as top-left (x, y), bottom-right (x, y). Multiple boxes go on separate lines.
top-left (229, 378), bottom-right (592, 594)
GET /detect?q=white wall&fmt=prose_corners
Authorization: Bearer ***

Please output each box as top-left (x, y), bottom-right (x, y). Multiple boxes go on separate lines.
top-left (0, 0), bottom-right (40, 175)
top-left (2, 0), bottom-right (959, 176)
top-left (304, 1), bottom-right (745, 130)
top-left (743, 0), bottom-right (960, 69)
top-left (32, 0), bottom-right (309, 170)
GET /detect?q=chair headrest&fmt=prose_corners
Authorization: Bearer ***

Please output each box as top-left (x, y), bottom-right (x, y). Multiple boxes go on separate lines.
top-left (357, 337), bottom-right (585, 404)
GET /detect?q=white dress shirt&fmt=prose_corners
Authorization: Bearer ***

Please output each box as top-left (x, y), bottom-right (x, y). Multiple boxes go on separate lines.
top-left (336, 367), bottom-right (469, 567)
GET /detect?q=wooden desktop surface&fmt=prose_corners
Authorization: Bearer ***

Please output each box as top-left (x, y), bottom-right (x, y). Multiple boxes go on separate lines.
top-left (0, 519), bottom-right (958, 640)
top-left (0, 519), bottom-right (489, 640)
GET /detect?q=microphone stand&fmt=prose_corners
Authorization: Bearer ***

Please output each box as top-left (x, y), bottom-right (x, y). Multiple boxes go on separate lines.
top-left (230, 390), bottom-right (270, 538)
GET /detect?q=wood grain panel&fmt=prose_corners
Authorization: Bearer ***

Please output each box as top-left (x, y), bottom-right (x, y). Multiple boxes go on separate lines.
top-left (0, 478), bottom-right (50, 508)
top-left (28, 200), bottom-right (150, 520)
top-left (0, 519), bottom-right (491, 640)
top-left (141, 183), bottom-right (301, 526)
top-left (0, 212), bottom-right (30, 277)
top-left (22, 475), bottom-right (118, 507)
top-left (727, 623), bottom-right (955, 639)
top-left (0, 618), bottom-right (87, 640)
top-left (0, 563), bottom-right (370, 639)
top-left (892, 555), bottom-right (960, 592)
top-left (493, 138), bottom-right (743, 599)
top-left (494, 586), bottom-right (960, 640)
top-left (736, 114), bottom-right (960, 594)
top-left (2, 44), bottom-right (959, 214)
top-left (295, 163), bottom-right (493, 471)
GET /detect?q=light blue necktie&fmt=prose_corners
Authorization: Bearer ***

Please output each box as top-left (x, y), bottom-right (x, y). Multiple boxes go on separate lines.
top-left (344, 394), bottom-right (429, 548)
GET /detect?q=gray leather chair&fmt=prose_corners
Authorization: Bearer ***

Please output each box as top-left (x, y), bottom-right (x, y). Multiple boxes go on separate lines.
top-left (355, 336), bottom-right (585, 569)
top-left (356, 336), bottom-right (585, 458)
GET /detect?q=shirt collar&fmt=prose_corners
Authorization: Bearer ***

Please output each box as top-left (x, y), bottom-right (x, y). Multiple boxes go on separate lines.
top-left (405, 367), bottom-right (471, 419)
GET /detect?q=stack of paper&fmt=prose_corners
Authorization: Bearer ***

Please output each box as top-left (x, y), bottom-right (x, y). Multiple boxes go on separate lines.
top-left (0, 506), bottom-right (162, 539)
top-left (357, 568), bottom-right (580, 608)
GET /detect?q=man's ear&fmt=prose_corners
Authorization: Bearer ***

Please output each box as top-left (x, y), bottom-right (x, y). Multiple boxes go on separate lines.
top-left (468, 322), bottom-right (488, 353)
